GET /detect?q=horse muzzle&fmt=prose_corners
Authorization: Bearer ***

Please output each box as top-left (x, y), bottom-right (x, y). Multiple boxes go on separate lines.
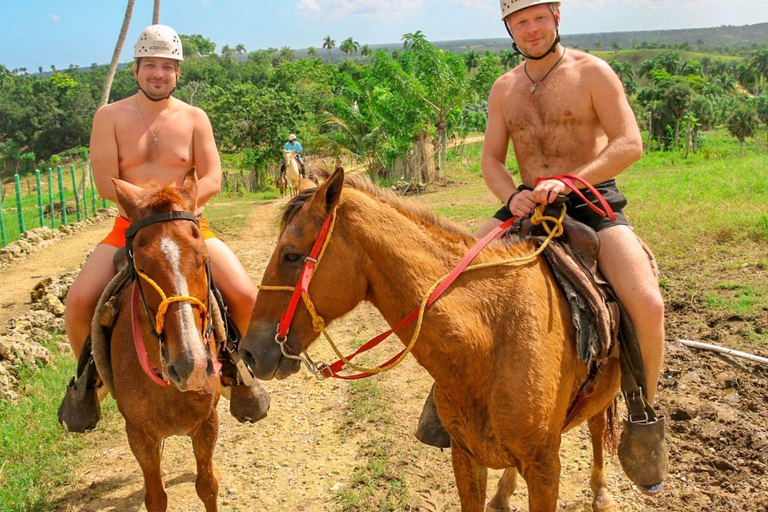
top-left (239, 322), bottom-right (301, 380)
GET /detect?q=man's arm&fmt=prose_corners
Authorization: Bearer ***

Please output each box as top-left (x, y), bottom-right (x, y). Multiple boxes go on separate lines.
top-left (533, 58), bottom-right (643, 204)
top-left (90, 106), bottom-right (131, 204)
top-left (192, 107), bottom-right (222, 211)
top-left (481, 78), bottom-right (538, 217)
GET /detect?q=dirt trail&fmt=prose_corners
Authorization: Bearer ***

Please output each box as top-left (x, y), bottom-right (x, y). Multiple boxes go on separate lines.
top-left (5, 192), bottom-right (764, 511)
top-left (0, 218), bottom-right (114, 328)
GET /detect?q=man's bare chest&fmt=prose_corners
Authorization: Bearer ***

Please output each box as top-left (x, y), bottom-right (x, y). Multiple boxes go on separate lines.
top-left (116, 120), bottom-right (194, 171)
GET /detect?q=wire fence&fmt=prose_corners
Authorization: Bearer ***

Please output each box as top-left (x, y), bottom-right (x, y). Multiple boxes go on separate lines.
top-left (0, 162), bottom-right (109, 247)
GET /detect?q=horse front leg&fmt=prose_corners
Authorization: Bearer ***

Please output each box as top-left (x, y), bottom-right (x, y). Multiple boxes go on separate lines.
top-left (125, 421), bottom-right (167, 512)
top-left (486, 467), bottom-right (518, 512)
top-left (451, 441), bottom-right (488, 512)
top-left (191, 408), bottom-right (220, 512)
top-left (521, 451), bottom-right (561, 512)
top-left (587, 412), bottom-right (617, 512)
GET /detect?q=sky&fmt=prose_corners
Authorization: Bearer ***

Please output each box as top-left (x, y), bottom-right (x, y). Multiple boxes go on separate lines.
top-left (1, 0), bottom-right (767, 70)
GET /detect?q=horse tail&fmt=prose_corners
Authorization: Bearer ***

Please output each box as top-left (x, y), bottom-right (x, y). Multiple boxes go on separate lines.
top-left (604, 394), bottom-right (620, 455)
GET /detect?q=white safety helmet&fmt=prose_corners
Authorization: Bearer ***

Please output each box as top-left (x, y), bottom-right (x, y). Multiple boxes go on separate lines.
top-left (134, 24), bottom-right (184, 61)
top-left (289, 134), bottom-right (297, 141)
top-left (500, 0), bottom-right (560, 20)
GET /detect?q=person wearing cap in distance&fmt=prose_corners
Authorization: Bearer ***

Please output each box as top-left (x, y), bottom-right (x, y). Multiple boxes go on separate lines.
top-left (280, 133), bottom-right (305, 178)
top-left (59, 24), bottom-right (271, 432)
top-left (413, 0), bottom-right (669, 496)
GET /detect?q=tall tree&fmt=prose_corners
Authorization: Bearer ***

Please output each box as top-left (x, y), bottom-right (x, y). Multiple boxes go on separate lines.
top-left (323, 36), bottom-right (335, 64)
top-left (727, 103), bottom-right (758, 157)
top-left (153, 0), bottom-right (160, 24)
top-left (340, 38), bottom-right (359, 60)
top-left (101, 0), bottom-right (136, 107)
top-left (307, 46), bottom-right (319, 58)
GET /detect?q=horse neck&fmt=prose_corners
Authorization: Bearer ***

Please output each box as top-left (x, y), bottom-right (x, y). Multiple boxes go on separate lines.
top-left (341, 196), bottom-right (538, 384)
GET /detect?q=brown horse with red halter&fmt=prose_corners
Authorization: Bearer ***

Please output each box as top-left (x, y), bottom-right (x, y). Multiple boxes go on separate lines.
top-left (109, 170), bottom-right (221, 512)
top-left (241, 168), bottom-right (625, 512)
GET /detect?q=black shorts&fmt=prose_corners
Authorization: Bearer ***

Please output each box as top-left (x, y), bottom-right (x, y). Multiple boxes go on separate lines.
top-left (492, 179), bottom-right (630, 232)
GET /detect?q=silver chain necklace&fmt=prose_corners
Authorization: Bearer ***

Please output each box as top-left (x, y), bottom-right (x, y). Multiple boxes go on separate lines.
top-left (135, 97), bottom-right (172, 145)
top-left (524, 47), bottom-right (567, 93)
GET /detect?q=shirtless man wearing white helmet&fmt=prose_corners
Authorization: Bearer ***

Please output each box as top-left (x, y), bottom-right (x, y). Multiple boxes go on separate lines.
top-left (59, 25), bottom-right (270, 431)
top-left (415, 0), bottom-right (668, 494)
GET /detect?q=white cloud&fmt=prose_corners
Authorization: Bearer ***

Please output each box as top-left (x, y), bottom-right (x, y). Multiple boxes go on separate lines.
top-left (296, 0), bottom-right (430, 21)
top-left (50, 14), bottom-right (60, 22)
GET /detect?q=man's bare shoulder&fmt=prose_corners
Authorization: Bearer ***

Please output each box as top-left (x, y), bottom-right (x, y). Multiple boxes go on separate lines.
top-left (567, 48), bottom-right (617, 80)
top-left (173, 99), bottom-right (210, 122)
top-left (490, 65), bottom-right (524, 96)
top-left (94, 95), bottom-right (136, 121)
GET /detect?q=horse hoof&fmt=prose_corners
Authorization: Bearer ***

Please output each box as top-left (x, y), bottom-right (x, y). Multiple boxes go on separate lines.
top-left (485, 502), bottom-right (515, 512)
top-left (229, 381), bottom-right (271, 423)
top-left (58, 378), bottom-right (101, 433)
top-left (592, 492), bottom-right (617, 512)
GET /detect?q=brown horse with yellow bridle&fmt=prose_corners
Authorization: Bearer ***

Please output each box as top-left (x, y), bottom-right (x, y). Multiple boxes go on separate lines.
top-left (241, 168), bottom-right (623, 512)
top-left (109, 170), bottom-right (221, 511)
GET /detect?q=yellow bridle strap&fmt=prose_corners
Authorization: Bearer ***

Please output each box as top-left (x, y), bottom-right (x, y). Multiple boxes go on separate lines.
top-left (136, 269), bottom-right (208, 334)
top-left (258, 204), bottom-right (565, 375)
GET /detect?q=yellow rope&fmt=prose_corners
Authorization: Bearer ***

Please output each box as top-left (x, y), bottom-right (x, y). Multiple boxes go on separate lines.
top-left (258, 204), bottom-right (566, 375)
top-left (136, 270), bottom-right (208, 334)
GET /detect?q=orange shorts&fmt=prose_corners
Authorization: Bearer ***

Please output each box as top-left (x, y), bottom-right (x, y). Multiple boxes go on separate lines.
top-left (100, 216), bottom-right (218, 248)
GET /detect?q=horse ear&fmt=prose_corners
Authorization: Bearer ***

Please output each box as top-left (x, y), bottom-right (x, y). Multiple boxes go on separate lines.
top-left (313, 167), bottom-right (344, 214)
top-left (112, 178), bottom-right (140, 221)
top-left (180, 168), bottom-right (198, 213)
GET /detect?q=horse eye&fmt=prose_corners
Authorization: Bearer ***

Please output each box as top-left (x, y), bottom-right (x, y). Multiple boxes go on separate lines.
top-left (283, 252), bottom-right (301, 264)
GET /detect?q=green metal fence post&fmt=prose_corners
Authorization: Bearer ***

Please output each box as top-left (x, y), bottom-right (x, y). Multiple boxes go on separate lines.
top-left (47, 168), bottom-right (55, 229)
top-left (14, 174), bottom-right (25, 234)
top-left (83, 162), bottom-right (91, 217)
top-left (87, 162), bottom-right (97, 214)
top-left (56, 165), bottom-right (68, 226)
top-left (35, 169), bottom-right (44, 227)
top-left (69, 164), bottom-right (82, 222)
top-left (0, 189), bottom-right (6, 247)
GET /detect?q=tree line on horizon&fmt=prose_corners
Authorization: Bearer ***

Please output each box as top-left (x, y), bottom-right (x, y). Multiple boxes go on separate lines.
top-left (1, 32), bottom-right (767, 186)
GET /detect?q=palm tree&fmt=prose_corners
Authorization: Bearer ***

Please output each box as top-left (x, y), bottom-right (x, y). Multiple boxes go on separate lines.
top-left (235, 44), bottom-right (246, 55)
top-left (594, 40), bottom-right (602, 51)
top-left (100, 0), bottom-right (136, 106)
top-left (153, 0), bottom-right (161, 24)
top-left (727, 104), bottom-right (758, 157)
top-left (307, 46), bottom-right (319, 59)
top-left (221, 45), bottom-right (234, 60)
top-left (360, 44), bottom-right (371, 61)
top-left (322, 36), bottom-right (335, 64)
top-left (340, 37), bottom-right (359, 60)
top-left (464, 50), bottom-right (479, 72)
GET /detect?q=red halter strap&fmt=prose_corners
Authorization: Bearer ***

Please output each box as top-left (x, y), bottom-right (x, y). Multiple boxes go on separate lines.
top-left (276, 212), bottom-right (336, 340)
top-left (132, 281), bottom-right (172, 386)
top-left (537, 174), bottom-right (617, 222)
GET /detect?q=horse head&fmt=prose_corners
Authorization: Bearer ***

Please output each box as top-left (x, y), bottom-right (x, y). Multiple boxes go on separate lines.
top-left (284, 149), bottom-right (295, 163)
top-left (241, 168), bottom-right (369, 380)
top-left (114, 169), bottom-right (216, 391)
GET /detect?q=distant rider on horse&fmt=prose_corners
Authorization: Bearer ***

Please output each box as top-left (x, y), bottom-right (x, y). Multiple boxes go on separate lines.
top-left (280, 134), bottom-right (306, 178)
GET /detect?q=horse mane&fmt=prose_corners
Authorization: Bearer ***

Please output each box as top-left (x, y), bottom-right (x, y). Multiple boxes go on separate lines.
top-left (135, 182), bottom-right (189, 216)
top-left (281, 174), bottom-right (476, 245)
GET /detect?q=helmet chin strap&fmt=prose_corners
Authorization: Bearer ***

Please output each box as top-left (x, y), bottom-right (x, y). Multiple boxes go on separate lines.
top-left (137, 82), bottom-right (176, 102)
top-left (505, 22), bottom-right (561, 61)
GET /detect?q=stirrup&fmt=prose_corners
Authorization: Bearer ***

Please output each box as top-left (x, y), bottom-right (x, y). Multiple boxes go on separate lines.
top-left (228, 380), bottom-right (271, 424)
top-left (618, 416), bottom-right (669, 494)
top-left (415, 385), bottom-right (451, 449)
top-left (58, 350), bottom-right (101, 433)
